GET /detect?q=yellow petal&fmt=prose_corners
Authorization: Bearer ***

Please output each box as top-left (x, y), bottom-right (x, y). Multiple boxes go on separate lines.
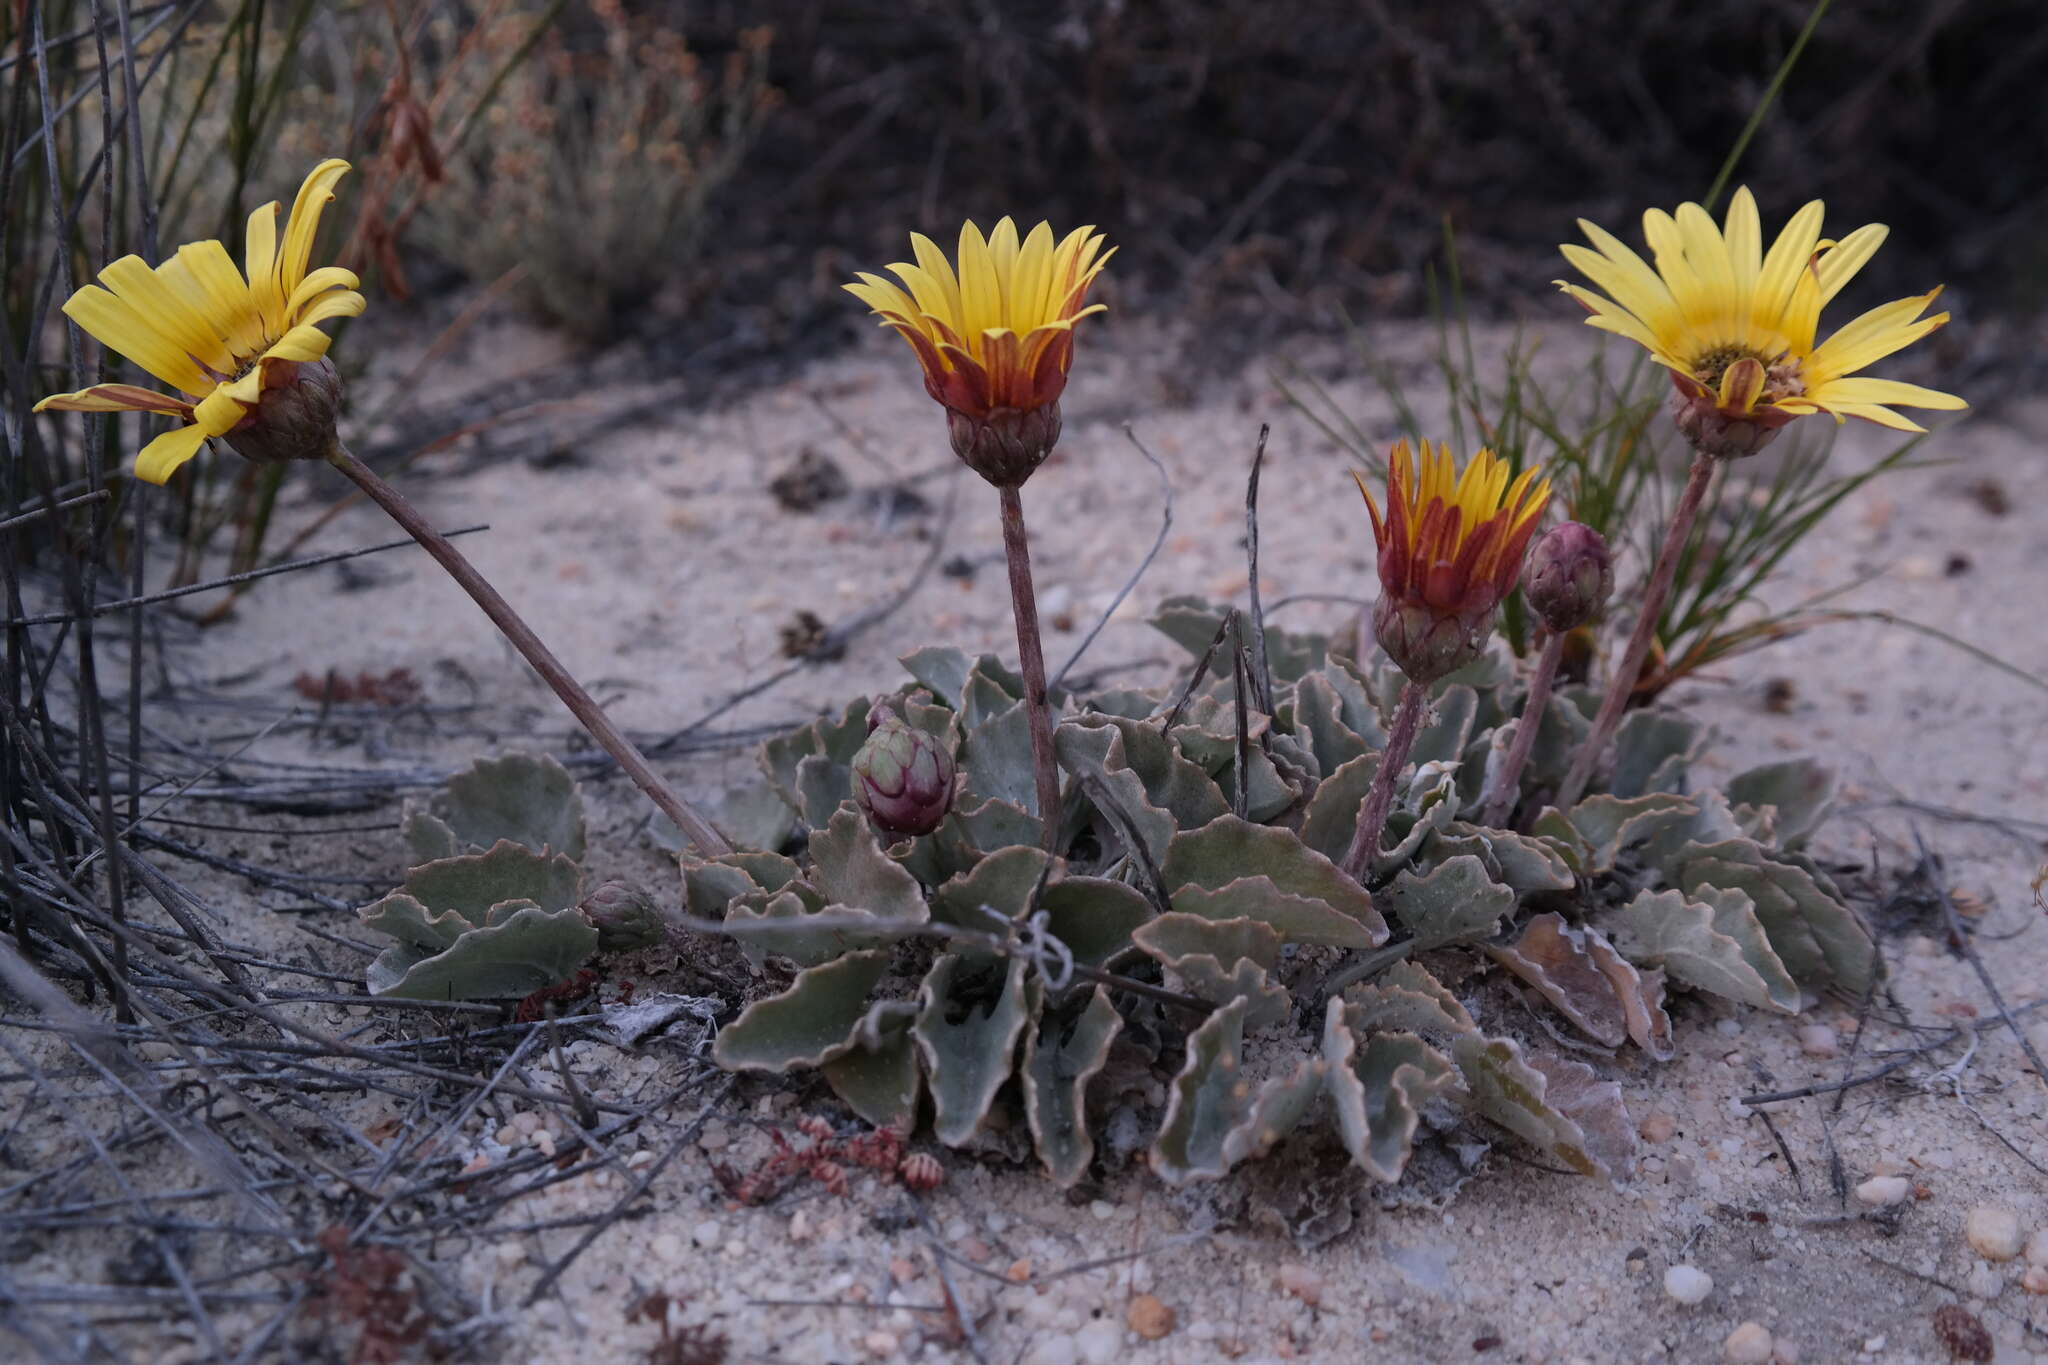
top-left (34, 382), bottom-right (193, 416)
top-left (277, 159), bottom-right (352, 305)
top-left (263, 323), bottom-right (338, 363)
top-left (194, 369), bottom-right (264, 436)
top-left (907, 233), bottom-right (964, 332)
top-left (171, 240), bottom-right (263, 357)
top-left (1806, 290), bottom-right (1947, 381)
top-left (285, 265), bottom-right (361, 322)
top-left (60, 283), bottom-right (212, 394)
top-left (245, 200), bottom-right (284, 335)
top-left (1722, 187), bottom-right (1761, 301)
top-left (1810, 222), bottom-right (1886, 308)
top-left (1808, 376), bottom-right (1965, 411)
top-left (291, 291), bottom-right (365, 330)
top-left (133, 423), bottom-right (210, 484)
top-left (97, 255), bottom-right (233, 374)
top-left (955, 220), bottom-right (998, 352)
top-left (1753, 199), bottom-right (1824, 331)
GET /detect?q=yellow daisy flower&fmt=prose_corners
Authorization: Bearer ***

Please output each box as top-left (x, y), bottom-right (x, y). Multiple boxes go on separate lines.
top-left (1557, 187), bottom-right (1964, 454)
top-left (1355, 442), bottom-right (1551, 684)
top-left (36, 159), bottom-right (364, 484)
top-left (846, 218), bottom-right (1111, 485)
top-left (847, 217), bottom-right (1112, 417)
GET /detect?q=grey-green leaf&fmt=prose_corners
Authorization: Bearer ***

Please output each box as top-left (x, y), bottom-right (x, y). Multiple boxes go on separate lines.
top-left (1378, 854), bottom-right (1517, 952)
top-left (915, 953), bottom-right (1037, 1147)
top-left (1023, 987), bottom-right (1122, 1186)
top-left (713, 950), bottom-right (891, 1071)
top-left (367, 903), bottom-right (597, 1000)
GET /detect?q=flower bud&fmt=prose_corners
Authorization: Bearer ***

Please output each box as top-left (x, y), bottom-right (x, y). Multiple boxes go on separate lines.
top-left (851, 714), bottom-right (956, 837)
top-left (579, 879), bottom-right (667, 953)
top-left (1671, 371), bottom-right (1796, 460)
top-left (1372, 595), bottom-right (1490, 686)
top-left (220, 356), bottom-right (346, 465)
top-left (1522, 521), bottom-right (1614, 633)
top-left (946, 403), bottom-right (1062, 488)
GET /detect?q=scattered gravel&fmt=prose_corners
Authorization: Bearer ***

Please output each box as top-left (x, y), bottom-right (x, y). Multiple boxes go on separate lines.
top-left (2027, 1227), bottom-right (2048, 1267)
top-left (1127, 1294), bottom-right (1177, 1340)
top-left (1664, 1265), bottom-right (1714, 1305)
top-left (1964, 1205), bottom-right (2025, 1261)
top-left (1854, 1176), bottom-right (1912, 1207)
top-left (1723, 1320), bottom-right (1774, 1363)
top-left (1796, 1024), bottom-right (1840, 1057)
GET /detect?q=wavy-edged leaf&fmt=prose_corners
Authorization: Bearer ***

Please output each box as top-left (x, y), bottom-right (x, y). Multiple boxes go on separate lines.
top-left (1485, 912), bottom-right (1629, 1047)
top-left (1608, 709), bottom-right (1707, 798)
top-left (401, 840), bottom-right (582, 920)
top-left (901, 646), bottom-right (1023, 709)
top-left (1439, 822), bottom-right (1575, 891)
top-left (1220, 1054), bottom-right (1328, 1168)
top-left (915, 953), bottom-right (1037, 1147)
top-left (961, 697), bottom-right (1043, 815)
top-left (405, 752), bottom-right (586, 861)
top-left (1170, 879), bottom-right (1380, 949)
top-left (713, 950), bottom-right (891, 1071)
top-left (1452, 1034), bottom-right (1611, 1181)
top-left (930, 845), bottom-right (1051, 931)
top-left (1727, 758), bottom-right (1837, 850)
top-left (1022, 986), bottom-right (1122, 1186)
top-left (1564, 792), bottom-right (1699, 874)
top-left (1324, 1000), bottom-right (1462, 1183)
top-left (1605, 887), bottom-right (1803, 1013)
top-left (1379, 854), bottom-right (1517, 952)
top-left (1525, 1051), bottom-right (1637, 1182)
top-left (367, 903), bottom-right (598, 1000)
top-left (822, 1000), bottom-right (923, 1132)
top-left (726, 889), bottom-right (918, 968)
top-left (1037, 875), bottom-right (1153, 970)
top-left (761, 697), bottom-right (870, 816)
top-left (1341, 960), bottom-right (1477, 1042)
top-left (1676, 840), bottom-right (1875, 994)
top-left (1297, 751), bottom-right (1379, 864)
top-left (1292, 670), bottom-right (1372, 773)
top-left (1407, 684), bottom-right (1478, 769)
top-left (808, 804), bottom-right (928, 921)
top-left (1164, 814), bottom-right (1387, 945)
top-left (681, 859), bottom-right (762, 920)
top-left (1133, 913), bottom-right (1282, 971)
top-left (1149, 996), bottom-right (1252, 1184)
top-left (1055, 721), bottom-right (1179, 867)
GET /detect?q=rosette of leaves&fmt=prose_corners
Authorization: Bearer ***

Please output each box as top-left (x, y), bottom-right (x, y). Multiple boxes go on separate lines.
top-left (361, 753), bottom-right (598, 1000)
top-left (693, 595), bottom-right (1874, 1193)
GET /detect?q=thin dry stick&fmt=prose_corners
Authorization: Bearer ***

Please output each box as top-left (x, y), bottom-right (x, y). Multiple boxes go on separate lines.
top-left (1556, 447), bottom-right (1717, 809)
top-left (325, 445), bottom-right (729, 856)
top-left (1479, 630), bottom-right (1566, 827)
top-left (1340, 678), bottom-right (1428, 880)
top-left (996, 484), bottom-right (1061, 852)
top-left (1915, 828), bottom-right (2048, 1095)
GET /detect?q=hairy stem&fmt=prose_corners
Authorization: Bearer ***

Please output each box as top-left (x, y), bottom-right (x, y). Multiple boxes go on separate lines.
top-left (327, 445), bottom-right (731, 856)
top-left (1340, 678), bottom-right (1429, 880)
top-left (1479, 630), bottom-right (1566, 828)
top-left (1555, 448), bottom-right (1716, 810)
top-left (998, 484), bottom-right (1062, 852)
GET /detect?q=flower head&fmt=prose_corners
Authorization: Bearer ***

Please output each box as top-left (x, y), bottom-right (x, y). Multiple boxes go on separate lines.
top-left (1523, 521), bottom-right (1614, 634)
top-left (35, 159), bottom-right (364, 483)
top-left (1557, 187), bottom-right (1964, 458)
top-left (851, 705), bottom-right (957, 838)
top-left (1356, 442), bottom-right (1551, 683)
top-left (845, 218), bottom-right (1112, 485)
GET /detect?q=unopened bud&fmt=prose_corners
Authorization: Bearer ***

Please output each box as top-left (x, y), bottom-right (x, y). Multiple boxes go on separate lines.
top-left (579, 879), bottom-right (666, 953)
top-left (219, 356), bottom-right (346, 465)
top-left (1671, 381), bottom-right (1795, 460)
top-left (851, 714), bottom-right (956, 837)
top-left (1372, 595), bottom-right (1490, 686)
top-left (946, 403), bottom-right (1062, 488)
top-left (1523, 521), bottom-right (1614, 633)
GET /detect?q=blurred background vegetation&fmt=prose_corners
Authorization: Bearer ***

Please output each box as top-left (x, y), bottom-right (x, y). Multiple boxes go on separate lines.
top-left (3, 0), bottom-right (2038, 589)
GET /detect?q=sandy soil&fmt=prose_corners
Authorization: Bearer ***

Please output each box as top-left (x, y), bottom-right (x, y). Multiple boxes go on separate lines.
top-left (14, 313), bottom-right (2048, 1364)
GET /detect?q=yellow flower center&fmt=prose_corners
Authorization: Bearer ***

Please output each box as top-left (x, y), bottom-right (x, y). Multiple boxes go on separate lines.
top-left (1690, 344), bottom-right (1807, 404)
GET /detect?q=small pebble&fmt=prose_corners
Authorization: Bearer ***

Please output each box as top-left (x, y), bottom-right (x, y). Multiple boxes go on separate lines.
top-left (2026, 1227), bottom-right (2048, 1267)
top-left (1723, 1321), bottom-right (1773, 1363)
top-left (1278, 1264), bottom-right (1324, 1307)
top-left (1715, 1018), bottom-right (1743, 1038)
top-left (1640, 1113), bottom-right (1678, 1144)
top-left (1075, 1319), bottom-right (1122, 1364)
top-left (2021, 1266), bottom-right (2048, 1295)
top-left (1005, 1258), bottom-right (1033, 1283)
top-left (1796, 1024), bottom-right (1840, 1058)
top-left (1861, 1335), bottom-right (1886, 1353)
top-left (1088, 1200), bottom-right (1116, 1221)
top-left (1127, 1293), bottom-right (1176, 1340)
top-left (1854, 1176), bottom-right (1911, 1208)
top-left (1021, 1338), bottom-right (1076, 1365)
top-left (863, 1330), bottom-right (898, 1358)
top-left (1663, 1265), bottom-right (1713, 1305)
top-left (1771, 1338), bottom-right (1802, 1364)
top-left (1965, 1205), bottom-right (2025, 1261)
